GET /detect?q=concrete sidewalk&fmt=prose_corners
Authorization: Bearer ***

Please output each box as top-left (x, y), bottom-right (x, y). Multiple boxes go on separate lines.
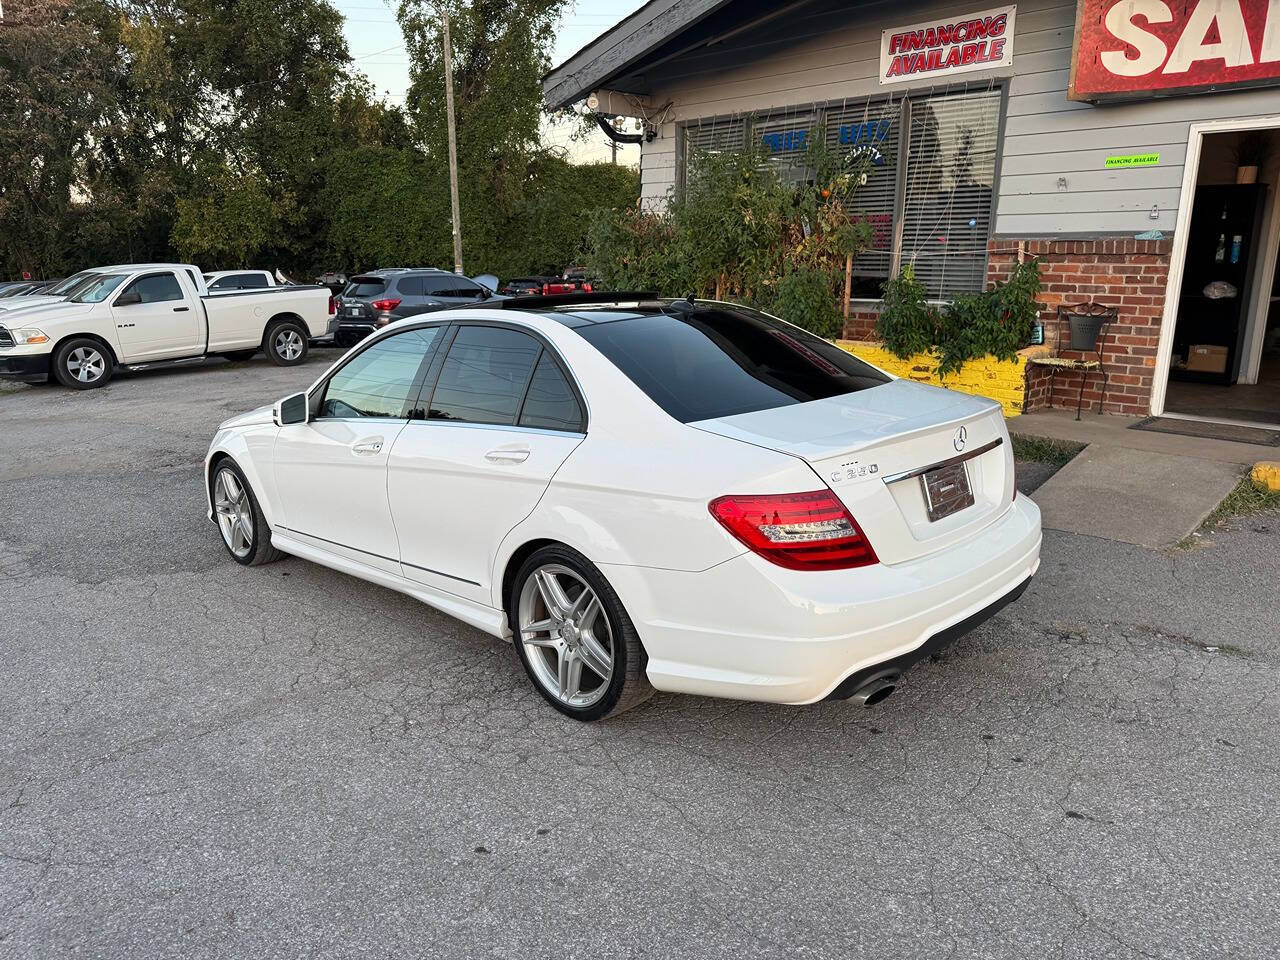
top-left (1011, 410), bottom-right (1253, 548)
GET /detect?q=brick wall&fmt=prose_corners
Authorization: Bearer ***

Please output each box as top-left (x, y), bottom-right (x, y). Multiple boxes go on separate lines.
top-left (839, 237), bottom-right (1173, 417)
top-left (987, 237), bottom-right (1173, 416)
top-left (841, 303), bottom-right (881, 340)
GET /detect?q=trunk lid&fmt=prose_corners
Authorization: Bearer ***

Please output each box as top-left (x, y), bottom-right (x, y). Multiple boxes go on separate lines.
top-left (692, 379), bottom-right (1015, 564)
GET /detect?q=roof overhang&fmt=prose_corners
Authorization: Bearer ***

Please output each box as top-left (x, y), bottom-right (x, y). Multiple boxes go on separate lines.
top-left (543, 0), bottom-right (811, 110)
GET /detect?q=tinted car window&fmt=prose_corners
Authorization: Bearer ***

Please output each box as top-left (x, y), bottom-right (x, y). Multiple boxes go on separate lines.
top-left (395, 276), bottom-right (425, 297)
top-left (428, 326), bottom-right (541, 425)
top-left (345, 278), bottom-right (386, 298)
top-left (232, 273), bottom-right (269, 288)
top-left (519, 353), bottom-right (583, 432)
top-left (123, 272), bottom-right (184, 304)
top-left (319, 327), bottom-right (442, 419)
top-left (574, 307), bottom-right (890, 423)
top-left (425, 276), bottom-right (484, 298)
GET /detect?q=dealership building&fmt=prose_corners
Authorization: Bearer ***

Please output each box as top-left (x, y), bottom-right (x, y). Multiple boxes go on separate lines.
top-left (544, 0), bottom-right (1280, 428)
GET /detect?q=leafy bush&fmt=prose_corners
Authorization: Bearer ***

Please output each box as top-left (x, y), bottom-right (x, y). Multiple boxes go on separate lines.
top-left (877, 258), bottom-right (1042, 376)
top-left (585, 128), bottom-right (876, 336)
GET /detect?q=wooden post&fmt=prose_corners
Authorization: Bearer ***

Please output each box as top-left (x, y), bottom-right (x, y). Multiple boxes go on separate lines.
top-left (843, 253), bottom-right (853, 319)
top-left (442, 10), bottom-right (464, 275)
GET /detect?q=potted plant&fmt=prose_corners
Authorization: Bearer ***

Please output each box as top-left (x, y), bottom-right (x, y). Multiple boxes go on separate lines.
top-left (1234, 131), bottom-right (1270, 185)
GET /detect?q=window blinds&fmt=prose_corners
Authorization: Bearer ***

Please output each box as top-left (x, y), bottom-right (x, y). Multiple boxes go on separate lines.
top-left (899, 88), bottom-right (1001, 299)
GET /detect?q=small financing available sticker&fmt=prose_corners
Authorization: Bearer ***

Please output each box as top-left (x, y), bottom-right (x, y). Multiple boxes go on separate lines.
top-left (1104, 153), bottom-right (1161, 169)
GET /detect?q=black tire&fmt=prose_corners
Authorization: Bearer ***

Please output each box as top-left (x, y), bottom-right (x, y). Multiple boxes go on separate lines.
top-left (508, 543), bottom-right (653, 721)
top-left (52, 337), bottom-right (114, 390)
top-left (210, 459), bottom-right (284, 567)
top-left (223, 349), bottom-right (257, 362)
top-left (264, 318), bottom-right (309, 366)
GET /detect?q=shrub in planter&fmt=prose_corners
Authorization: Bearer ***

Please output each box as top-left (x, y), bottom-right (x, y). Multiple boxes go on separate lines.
top-left (876, 258), bottom-right (1042, 377)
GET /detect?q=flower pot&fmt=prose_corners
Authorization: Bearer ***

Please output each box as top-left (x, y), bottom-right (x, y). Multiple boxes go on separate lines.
top-left (1237, 165), bottom-right (1259, 185)
top-left (1068, 313), bottom-right (1106, 351)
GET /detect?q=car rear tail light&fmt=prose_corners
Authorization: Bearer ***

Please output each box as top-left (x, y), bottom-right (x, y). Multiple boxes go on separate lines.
top-left (328, 295), bottom-right (337, 316)
top-left (708, 490), bottom-right (878, 570)
top-left (582, 281), bottom-right (593, 293)
top-left (371, 297), bottom-right (401, 312)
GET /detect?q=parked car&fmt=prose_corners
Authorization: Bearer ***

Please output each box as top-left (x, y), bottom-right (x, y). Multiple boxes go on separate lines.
top-left (332, 268), bottom-right (498, 347)
top-left (203, 270), bottom-right (275, 293)
top-left (0, 263), bottom-right (334, 389)
top-left (0, 280), bottom-right (56, 298)
top-left (203, 294), bottom-right (1041, 721)
top-left (316, 271), bottom-right (348, 295)
top-left (501, 276), bottom-right (555, 297)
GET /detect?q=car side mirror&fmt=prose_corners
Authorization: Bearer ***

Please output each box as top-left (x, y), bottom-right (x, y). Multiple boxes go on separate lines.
top-left (115, 291), bottom-right (142, 307)
top-left (274, 392), bottom-right (309, 426)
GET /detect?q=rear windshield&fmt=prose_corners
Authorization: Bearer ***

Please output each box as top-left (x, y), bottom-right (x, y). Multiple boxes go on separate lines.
top-left (344, 277), bottom-right (386, 298)
top-left (573, 307), bottom-right (890, 423)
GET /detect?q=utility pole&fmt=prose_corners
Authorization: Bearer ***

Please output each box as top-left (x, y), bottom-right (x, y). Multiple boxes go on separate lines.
top-left (442, 8), bottom-right (463, 275)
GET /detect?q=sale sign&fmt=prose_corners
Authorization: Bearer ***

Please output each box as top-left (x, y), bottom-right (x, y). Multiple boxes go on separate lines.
top-left (1069, 0), bottom-right (1280, 101)
top-left (880, 6), bottom-right (1016, 84)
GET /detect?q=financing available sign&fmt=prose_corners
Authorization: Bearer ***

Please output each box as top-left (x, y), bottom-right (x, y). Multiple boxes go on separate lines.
top-left (1069, 0), bottom-right (1280, 102)
top-left (880, 5), bottom-right (1016, 84)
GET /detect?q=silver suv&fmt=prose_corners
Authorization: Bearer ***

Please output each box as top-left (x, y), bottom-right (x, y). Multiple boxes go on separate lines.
top-left (334, 268), bottom-right (497, 347)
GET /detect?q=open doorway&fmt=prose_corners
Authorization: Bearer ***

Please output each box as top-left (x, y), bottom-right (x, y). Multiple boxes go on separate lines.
top-left (1161, 126), bottom-right (1280, 428)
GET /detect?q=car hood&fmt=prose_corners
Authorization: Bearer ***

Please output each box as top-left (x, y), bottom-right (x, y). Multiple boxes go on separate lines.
top-left (0, 295), bottom-right (67, 314)
top-left (0, 300), bottom-right (96, 327)
top-left (218, 404), bottom-right (275, 430)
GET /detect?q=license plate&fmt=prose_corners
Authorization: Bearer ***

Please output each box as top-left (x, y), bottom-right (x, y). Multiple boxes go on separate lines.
top-left (346, 306), bottom-right (360, 316)
top-left (921, 462), bottom-right (974, 521)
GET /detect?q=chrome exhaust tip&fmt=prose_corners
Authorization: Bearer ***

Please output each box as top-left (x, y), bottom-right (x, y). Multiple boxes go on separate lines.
top-left (848, 671), bottom-right (899, 707)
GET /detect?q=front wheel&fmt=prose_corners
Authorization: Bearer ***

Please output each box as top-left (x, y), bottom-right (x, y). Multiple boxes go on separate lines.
top-left (52, 338), bottom-right (113, 390)
top-left (510, 545), bottom-right (652, 721)
top-left (264, 320), bottom-right (309, 366)
top-left (212, 461), bottom-right (283, 566)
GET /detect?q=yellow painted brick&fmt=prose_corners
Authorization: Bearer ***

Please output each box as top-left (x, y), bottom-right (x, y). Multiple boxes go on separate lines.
top-left (1252, 462), bottom-right (1280, 494)
top-left (836, 339), bottom-right (1027, 417)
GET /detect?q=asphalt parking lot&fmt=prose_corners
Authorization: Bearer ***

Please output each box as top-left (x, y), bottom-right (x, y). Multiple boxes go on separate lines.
top-left (2, 356), bottom-right (1278, 959)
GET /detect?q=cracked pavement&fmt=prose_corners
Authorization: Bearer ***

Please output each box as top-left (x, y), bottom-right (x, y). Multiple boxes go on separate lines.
top-left (2, 356), bottom-right (1278, 958)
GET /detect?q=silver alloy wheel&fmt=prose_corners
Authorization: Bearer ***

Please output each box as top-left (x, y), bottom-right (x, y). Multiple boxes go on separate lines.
top-left (518, 564), bottom-right (614, 708)
top-left (274, 328), bottom-right (304, 361)
top-left (213, 468), bottom-right (254, 558)
top-left (67, 346), bottom-right (106, 383)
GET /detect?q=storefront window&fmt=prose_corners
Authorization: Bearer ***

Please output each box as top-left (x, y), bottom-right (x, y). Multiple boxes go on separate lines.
top-left (680, 85), bottom-right (1003, 300)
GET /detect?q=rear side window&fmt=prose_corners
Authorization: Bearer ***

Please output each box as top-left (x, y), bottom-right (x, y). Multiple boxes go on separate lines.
top-left (222, 273), bottom-right (268, 289)
top-left (519, 354), bottom-right (583, 432)
top-left (396, 276), bottom-right (426, 297)
top-left (319, 327), bottom-right (442, 419)
top-left (574, 308), bottom-right (890, 423)
top-left (426, 276), bottom-right (485, 298)
top-left (345, 278), bottom-right (386, 298)
top-left (122, 272), bottom-right (184, 304)
top-left (427, 326), bottom-right (541, 425)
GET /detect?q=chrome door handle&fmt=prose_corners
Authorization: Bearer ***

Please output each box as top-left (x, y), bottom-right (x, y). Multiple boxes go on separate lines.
top-left (485, 446), bottom-right (530, 463)
top-left (352, 438), bottom-right (384, 455)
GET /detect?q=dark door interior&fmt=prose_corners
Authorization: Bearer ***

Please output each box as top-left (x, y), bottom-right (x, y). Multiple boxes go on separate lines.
top-left (1171, 184), bottom-right (1267, 385)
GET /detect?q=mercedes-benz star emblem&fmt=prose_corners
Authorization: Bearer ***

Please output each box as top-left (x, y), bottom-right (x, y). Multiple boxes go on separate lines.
top-left (953, 426), bottom-right (968, 452)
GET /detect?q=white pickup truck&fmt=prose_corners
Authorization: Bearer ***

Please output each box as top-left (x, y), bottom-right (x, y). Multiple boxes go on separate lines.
top-left (0, 263), bottom-right (333, 389)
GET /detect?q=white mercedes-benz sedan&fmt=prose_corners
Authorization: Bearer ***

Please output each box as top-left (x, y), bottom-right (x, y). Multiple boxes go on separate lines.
top-left (205, 295), bottom-right (1041, 720)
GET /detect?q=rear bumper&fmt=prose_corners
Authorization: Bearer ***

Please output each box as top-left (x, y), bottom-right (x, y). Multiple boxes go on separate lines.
top-left (600, 496), bottom-right (1042, 705)
top-left (0, 353), bottom-right (51, 383)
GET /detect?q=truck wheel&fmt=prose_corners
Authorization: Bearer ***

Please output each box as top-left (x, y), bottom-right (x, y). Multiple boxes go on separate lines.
top-left (52, 338), bottom-right (113, 390)
top-left (265, 320), bottom-right (309, 366)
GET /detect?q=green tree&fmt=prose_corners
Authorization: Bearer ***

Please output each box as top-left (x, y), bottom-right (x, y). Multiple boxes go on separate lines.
top-left (0, 0), bottom-right (119, 276)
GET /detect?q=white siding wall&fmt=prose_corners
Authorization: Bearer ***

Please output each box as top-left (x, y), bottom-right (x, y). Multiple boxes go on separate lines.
top-left (637, 0), bottom-right (1280, 236)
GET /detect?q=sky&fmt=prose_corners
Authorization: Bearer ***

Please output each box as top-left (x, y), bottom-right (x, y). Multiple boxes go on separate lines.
top-left (333, 0), bottom-right (646, 165)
